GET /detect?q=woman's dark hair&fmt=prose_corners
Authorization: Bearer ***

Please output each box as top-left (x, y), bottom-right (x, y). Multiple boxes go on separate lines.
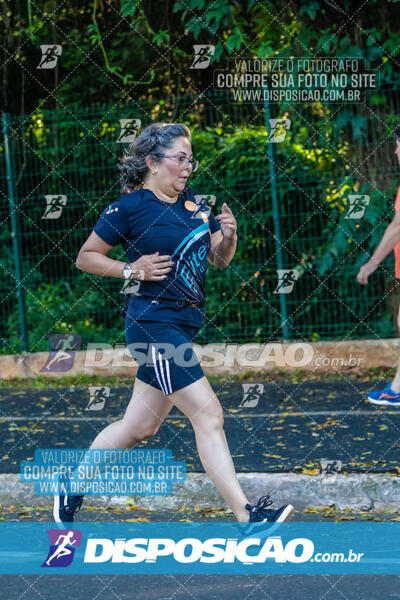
top-left (118, 122), bottom-right (191, 193)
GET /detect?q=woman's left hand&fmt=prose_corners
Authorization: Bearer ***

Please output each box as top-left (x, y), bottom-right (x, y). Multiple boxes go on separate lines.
top-left (215, 203), bottom-right (237, 239)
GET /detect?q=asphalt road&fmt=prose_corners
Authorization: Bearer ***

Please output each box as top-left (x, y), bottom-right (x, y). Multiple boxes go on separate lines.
top-left (3, 572), bottom-right (400, 600)
top-left (1, 380), bottom-right (399, 473)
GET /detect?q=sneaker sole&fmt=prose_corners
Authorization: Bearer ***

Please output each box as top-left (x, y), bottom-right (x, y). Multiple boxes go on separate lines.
top-left (276, 504), bottom-right (295, 522)
top-left (240, 504), bottom-right (295, 537)
top-left (259, 504), bottom-right (295, 536)
top-left (367, 397), bottom-right (400, 406)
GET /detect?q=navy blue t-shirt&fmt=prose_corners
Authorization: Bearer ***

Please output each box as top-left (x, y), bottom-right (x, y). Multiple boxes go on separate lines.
top-left (93, 186), bottom-right (221, 326)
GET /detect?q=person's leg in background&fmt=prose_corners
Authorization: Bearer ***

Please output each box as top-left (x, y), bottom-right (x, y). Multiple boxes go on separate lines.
top-left (368, 304), bottom-right (400, 404)
top-left (388, 304), bottom-right (400, 392)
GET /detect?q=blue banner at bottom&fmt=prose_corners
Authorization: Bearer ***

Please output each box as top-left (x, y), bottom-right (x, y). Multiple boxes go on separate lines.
top-left (1, 522), bottom-right (399, 574)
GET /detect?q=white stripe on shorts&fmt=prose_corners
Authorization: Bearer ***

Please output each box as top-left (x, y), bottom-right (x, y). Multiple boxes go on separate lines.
top-left (163, 355), bottom-right (172, 394)
top-left (151, 345), bottom-right (167, 394)
top-left (157, 351), bottom-right (169, 395)
top-left (151, 345), bottom-right (172, 395)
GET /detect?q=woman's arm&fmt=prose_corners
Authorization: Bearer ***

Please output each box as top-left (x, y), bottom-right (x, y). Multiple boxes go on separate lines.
top-left (208, 203), bottom-right (238, 268)
top-left (76, 232), bottom-right (174, 281)
top-left (76, 231), bottom-right (127, 278)
top-left (209, 230), bottom-right (238, 268)
top-left (357, 212), bottom-right (400, 284)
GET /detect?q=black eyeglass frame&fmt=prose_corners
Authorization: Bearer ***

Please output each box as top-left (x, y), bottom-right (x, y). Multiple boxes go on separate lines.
top-left (151, 153), bottom-right (200, 171)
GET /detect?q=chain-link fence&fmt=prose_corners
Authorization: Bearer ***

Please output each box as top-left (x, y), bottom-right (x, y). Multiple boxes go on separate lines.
top-left (1, 84), bottom-right (400, 355)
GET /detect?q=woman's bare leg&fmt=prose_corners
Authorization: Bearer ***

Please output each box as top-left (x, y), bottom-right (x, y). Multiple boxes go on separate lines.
top-left (390, 307), bottom-right (400, 392)
top-left (90, 378), bottom-right (174, 449)
top-left (169, 376), bottom-right (250, 522)
top-left (68, 379), bottom-right (173, 490)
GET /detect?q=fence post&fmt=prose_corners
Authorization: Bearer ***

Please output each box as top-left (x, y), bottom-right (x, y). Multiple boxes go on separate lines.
top-left (263, 86), bottom-right (291, 341)
top-left (2, 112), bottom-right (29, 353)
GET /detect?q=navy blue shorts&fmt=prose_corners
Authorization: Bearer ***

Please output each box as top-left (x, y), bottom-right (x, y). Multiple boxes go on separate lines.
top-left (125, 316), bottom-right (204, 395)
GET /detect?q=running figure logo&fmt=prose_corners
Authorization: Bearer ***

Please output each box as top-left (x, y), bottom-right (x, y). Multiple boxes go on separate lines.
top-left (121, 278), bottom-right (142, 295)
top-left (189, 45), bottom-right (215, 69)
top-left (41, 529), bottom-right (82, 568)
top-left (267, 118), bottom-right (291, 143)
top-left (86, 386), bottom-right (110, 410)
top-left (117, 119), bottom-right (141, 144)
top-left (41, 334), bottom-right (82, 373)
top-left (41, 195), bottom-right (67, 219)
top-left (191, 194), bottom-right (216, 219)
top-left (274, 270), bottom-right (298, 294)
top-left (37, 45), bottom-right (62, 69)
top-left (320, 459), bottom-right (342, 484)
top-left (345, 195), bottom-right (370, 219)
top-left (240, 383), bottom-right (264, 408)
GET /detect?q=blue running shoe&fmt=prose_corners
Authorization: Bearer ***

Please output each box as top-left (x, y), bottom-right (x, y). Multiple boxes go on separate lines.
top-left (52, 471), bottom-right (84, 528)
top-left (238, 495), bottom-right (294, 537)
top-left (367, 383), bottom-right (400, 406)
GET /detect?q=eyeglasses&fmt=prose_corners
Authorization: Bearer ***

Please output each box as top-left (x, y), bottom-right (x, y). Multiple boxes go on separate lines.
top-left (152, 153), bottom-right (199, 172)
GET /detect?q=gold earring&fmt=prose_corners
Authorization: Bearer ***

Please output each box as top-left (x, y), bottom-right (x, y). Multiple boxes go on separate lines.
top-left (152, 170), bottom-right (157, 175)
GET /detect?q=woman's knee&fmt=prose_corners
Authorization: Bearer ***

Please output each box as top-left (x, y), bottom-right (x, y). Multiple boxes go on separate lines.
top-left (191, 402), bottom-right (224, 430)
top-left (121, 418), bottom-right (160, 444)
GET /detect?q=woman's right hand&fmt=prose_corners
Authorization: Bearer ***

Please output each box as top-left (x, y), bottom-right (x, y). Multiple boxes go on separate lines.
top-left (130, 252), bottom-right (174, 281)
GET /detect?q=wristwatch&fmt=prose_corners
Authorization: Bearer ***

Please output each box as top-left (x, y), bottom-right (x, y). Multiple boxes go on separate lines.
top-left (122, 262), bottom-right (136, 279)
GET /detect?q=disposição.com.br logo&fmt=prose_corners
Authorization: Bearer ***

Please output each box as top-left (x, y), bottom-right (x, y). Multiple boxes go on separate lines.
top-left (41, 529), bottom-right (82, 568)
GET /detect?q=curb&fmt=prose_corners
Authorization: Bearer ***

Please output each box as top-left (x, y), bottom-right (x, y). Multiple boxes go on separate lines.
top-left (3, 338), bottom-right (400, 379)
top-left (1, 473), bottom-right (400, 511)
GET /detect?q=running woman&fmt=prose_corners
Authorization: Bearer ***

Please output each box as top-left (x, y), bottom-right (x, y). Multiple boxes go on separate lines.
top-left (53, 122), bottom-right (294, 529)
